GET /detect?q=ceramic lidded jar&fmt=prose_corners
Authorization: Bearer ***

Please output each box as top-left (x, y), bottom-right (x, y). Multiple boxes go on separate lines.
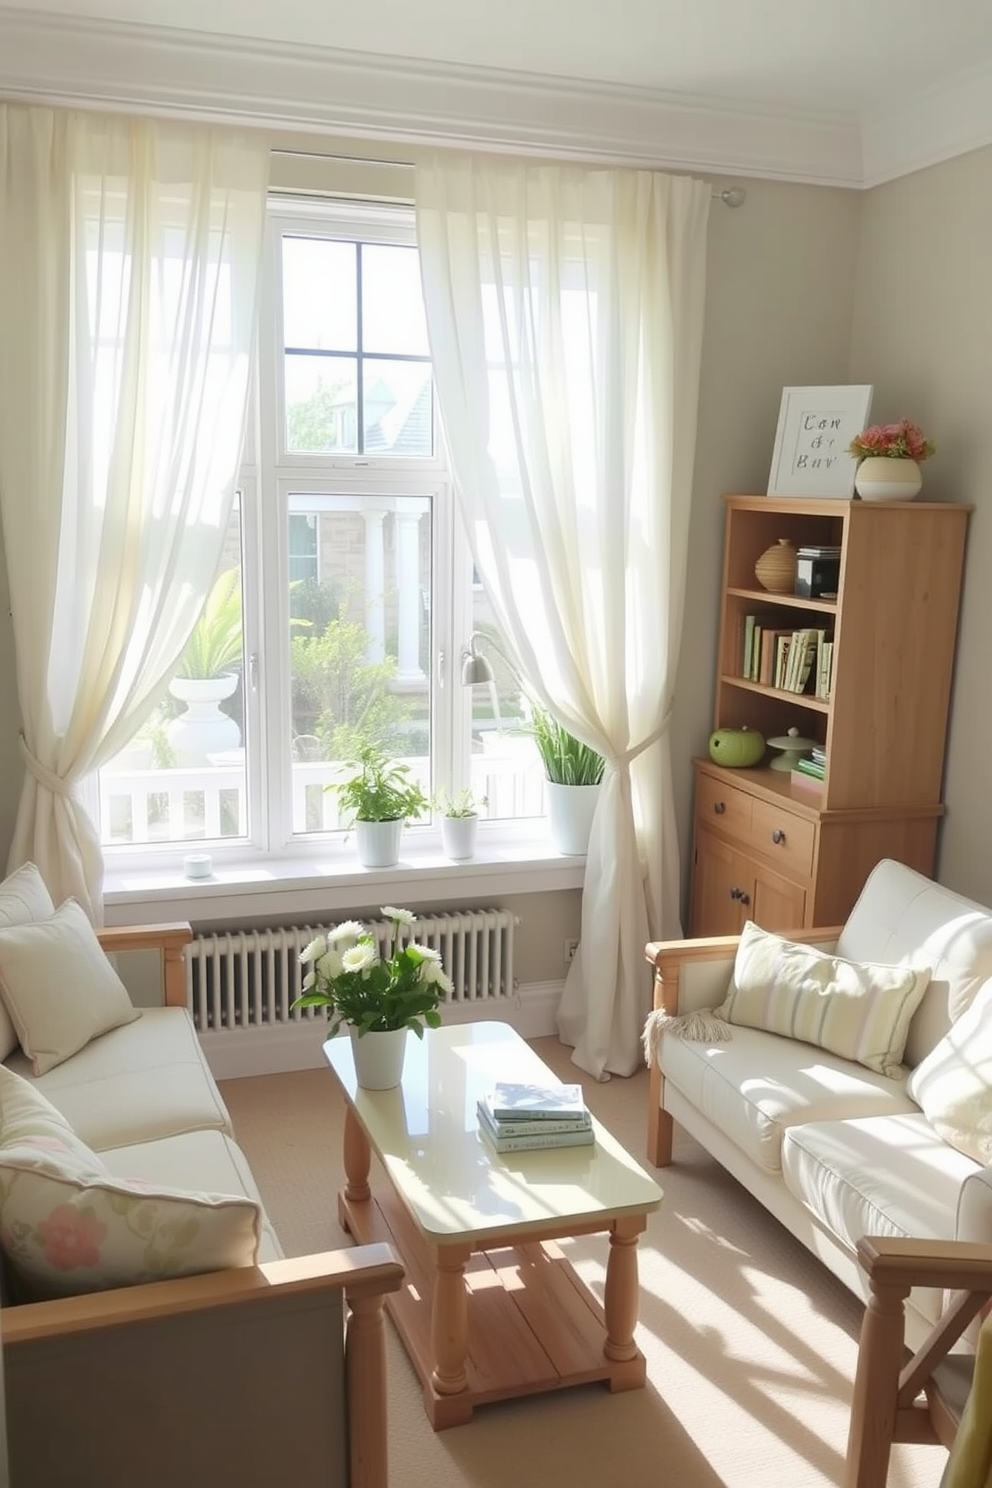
top-left (754, 538), bottom-right (798, 594)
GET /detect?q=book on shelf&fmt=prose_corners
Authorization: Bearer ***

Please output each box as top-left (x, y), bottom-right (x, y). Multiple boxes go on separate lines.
top-left (790, 766), bottom-right (824, 793)
top-left (486, 1081), bottom-right (589, 1121)
top-left (794, 757), bottom-right (825, 779)
top-left (477, 1113), bottom-right (596, 1154)
top-left (476, 1097), bottom-right (592, 1139)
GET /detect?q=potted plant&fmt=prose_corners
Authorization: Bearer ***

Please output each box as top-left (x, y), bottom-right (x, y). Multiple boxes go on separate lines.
top-left (167, 566), bottom-right (244, 765)
top-left (293, 906), bottom-right (450, 1087)
top-left (432, 786), bottom-right (488, 861)
top-left (529, 707), bottom-right (605, 856)
top-left (331, 742), bottom-right (429, 868)
top-left (848, 418), bottom-right (936, 502)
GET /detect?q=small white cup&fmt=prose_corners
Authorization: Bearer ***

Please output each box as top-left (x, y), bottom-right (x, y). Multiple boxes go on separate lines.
top-left (183, 853), bottom-right (213, 881)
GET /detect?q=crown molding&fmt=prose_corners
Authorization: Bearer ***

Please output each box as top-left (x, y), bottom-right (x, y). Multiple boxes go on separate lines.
top-left (860, 54), bottom-right (992, 187)
top-left (0, 7), bottom-right (864, 186)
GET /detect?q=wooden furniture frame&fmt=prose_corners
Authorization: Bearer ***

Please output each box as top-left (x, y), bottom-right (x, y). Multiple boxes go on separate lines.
top-left (1, 921), bottom-right (406, 1488)
top-left (691, 496), bottom-right (970, 937)
top-left (844, 1235), bottom-right (988, 1488)
top-left (325, 1022), bottom-right (663, 1430)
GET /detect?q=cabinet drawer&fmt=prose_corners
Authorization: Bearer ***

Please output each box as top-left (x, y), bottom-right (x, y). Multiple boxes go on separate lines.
top-left (695, 774), bottom-right (752, 843)
top-left (750, 800), bottom-right (815, 878)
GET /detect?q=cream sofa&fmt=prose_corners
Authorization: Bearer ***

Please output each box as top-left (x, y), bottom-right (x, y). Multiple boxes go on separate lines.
top-left (645, 858), bottom-right (992, 1353)
top-left (0, 873), bottom-right (402, 1488)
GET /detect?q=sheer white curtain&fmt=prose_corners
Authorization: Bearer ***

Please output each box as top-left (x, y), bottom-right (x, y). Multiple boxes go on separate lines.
top-left (416, 155), bottom-right (710, 1078)
top-left (0, 106), bottom-right (269, 919)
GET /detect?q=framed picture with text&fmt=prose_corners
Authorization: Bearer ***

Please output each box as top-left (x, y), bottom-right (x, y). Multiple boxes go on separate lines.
top-left (767, 385), bottom-right (873, 498)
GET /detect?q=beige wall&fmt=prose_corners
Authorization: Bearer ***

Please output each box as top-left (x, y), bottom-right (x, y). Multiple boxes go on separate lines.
top-left (847, 146), bottom-right (992, 904)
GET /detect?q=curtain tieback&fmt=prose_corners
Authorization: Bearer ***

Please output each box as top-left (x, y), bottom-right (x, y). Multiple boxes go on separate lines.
top-left (19, 736), bottom-right (78, 799)
top-left (615, 713), bottom-right (671, 769)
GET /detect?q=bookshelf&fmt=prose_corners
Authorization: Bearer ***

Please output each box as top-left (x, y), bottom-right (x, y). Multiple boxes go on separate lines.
top-left (690, 495), bottom-right (970, 936)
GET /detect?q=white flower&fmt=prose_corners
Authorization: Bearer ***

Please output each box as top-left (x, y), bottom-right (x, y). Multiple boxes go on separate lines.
top-left (381, 905), bottom-right (415, 926)
top-left (327, 920), bottom-right (365, 946)
top-left (414, 944), bottom-right (442, 963)
top-left (316, 948), bottom-right (345, 982)
top-left (299, 935), bottom-right (326, 965)
top-left (419, 958), bottom-right (453, 995)
top-left (302, 970), bottom-right (316, 991)
top-left (342, 943), bottom-right (378, 974)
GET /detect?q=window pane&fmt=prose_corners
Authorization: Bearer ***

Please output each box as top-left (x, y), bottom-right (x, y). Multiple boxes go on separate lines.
top-left (287, 492), bottom-right (431, 835)
top-left (361, 244), bottom-right (430, 356)
top-left (99, 501), bottom-right (247, 846)
top-left (363, 361), bottom-right (433, 455)
top-left (282, 237), bottom-right (356, 351)
top-left (466, 612), bottom-right (544, 823)
top-left (285, 353), bottom-right (358, 453)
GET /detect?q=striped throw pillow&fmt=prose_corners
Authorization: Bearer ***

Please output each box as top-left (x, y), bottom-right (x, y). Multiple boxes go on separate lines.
top-left (717, 920), bottom-right (931, 1078)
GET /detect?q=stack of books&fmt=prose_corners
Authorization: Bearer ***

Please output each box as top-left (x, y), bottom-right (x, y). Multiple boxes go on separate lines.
top-left (476, 1081), bottom-right (594, 1153)
top-left (792, 746), bottom-right (827, 792)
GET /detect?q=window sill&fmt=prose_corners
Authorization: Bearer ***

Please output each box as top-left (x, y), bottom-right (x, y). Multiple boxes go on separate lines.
top-left (102, 829), bottom-right (585, 927)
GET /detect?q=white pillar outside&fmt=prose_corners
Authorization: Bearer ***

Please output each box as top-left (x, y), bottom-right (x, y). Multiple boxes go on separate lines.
top-left (362, 509), bottom-right (386, 664)
top-left (394, 508), bottom-right (426, 683)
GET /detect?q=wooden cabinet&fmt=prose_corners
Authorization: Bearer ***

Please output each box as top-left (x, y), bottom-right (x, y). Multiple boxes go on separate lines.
top-left (689, 495), bottom-right (970, 936)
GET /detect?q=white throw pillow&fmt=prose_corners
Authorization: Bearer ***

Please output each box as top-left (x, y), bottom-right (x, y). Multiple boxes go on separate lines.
top-left (908, 980), bottom-right (992, 1163)
top-left (718, 920), bottom-right (932, 1078)
top-left (0, 1066), bottom-right (261, 1299)
top-left (0, 899), bottom-right (140, 1075)
top-left (0, 863), bottom-right (57, 1060)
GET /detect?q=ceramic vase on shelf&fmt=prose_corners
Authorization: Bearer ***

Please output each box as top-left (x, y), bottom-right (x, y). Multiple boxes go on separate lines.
top-left (349, 1026), bottom-right (408, 1089)
top-left (854, 457), bottom-right (923, 502)
top-left (754, 538), bottom-right (798, 594)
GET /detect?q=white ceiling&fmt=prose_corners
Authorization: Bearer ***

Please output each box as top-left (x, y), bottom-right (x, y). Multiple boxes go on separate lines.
top-left (4, 2), bottom-right (992, 186)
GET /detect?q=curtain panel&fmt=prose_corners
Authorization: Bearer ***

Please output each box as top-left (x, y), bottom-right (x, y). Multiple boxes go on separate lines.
top-left (415, 155), bottom-right (710, 1077)
top-left (0, 106), bottom-right (269, 919)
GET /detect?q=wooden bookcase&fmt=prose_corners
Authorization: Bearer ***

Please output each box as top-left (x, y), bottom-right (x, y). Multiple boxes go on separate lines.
top-left (689, 494), bottom-right (970, 936)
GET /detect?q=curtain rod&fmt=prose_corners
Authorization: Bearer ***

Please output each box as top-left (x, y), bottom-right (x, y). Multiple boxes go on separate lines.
top-left (269, 149), bottom-right (747, 206)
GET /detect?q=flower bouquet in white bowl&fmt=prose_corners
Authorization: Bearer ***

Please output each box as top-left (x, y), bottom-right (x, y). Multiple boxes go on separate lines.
top-left (848, 418), bottom-right (936, 502)
top-left (292, 906), bottom-right (451, 1087)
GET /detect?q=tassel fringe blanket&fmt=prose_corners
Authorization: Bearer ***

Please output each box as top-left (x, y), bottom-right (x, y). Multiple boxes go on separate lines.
top-left (641, 1007), bottom-right (732, 1068)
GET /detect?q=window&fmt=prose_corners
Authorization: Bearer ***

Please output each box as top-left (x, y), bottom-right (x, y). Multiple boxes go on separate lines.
top-left (97, 197), bottom-right (544, 857)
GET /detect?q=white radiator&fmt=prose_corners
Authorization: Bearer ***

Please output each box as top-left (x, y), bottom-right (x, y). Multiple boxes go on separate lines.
top-left (186, 909), bottom-right (517, 1035)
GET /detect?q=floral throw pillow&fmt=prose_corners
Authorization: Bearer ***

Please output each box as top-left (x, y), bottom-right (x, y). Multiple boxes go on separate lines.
top-left (0, 1067), bottom-right (261, 1299)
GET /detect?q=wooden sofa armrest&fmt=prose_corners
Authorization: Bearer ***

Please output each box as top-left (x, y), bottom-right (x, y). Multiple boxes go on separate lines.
top-left (3, 1243), bottom-right (404, 1488)
top-left (97, 921), bottom-right (193, 1008)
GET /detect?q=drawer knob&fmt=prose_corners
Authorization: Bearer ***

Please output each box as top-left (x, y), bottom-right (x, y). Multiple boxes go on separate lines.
top-left (729, 886), bottom-right (741, 900)
top-left (739, 892), bottom-right (750, 906)
top-left (772, 829), bottom-right (786, 845)
top-left (713, 801), bottom-right (726, 815)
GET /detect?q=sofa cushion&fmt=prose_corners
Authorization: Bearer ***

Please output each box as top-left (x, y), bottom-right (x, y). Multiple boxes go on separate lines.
top-left (0, 863), bottom-right (57, 1061)
top-left (0, 899), bottom-right (139, 1075)
top-left (4, 1007), bottom-right (234, 1150)
top-left (100, 1130), bottom-right (283, 1263)
top-left (717, 920), bottom-right (931, 1078)
top-left (907, 979), bottom-right (992, 1163)
top-left (837, 859), bottom-right (992, 1067)
top-left (661, 1023), bottom-right (920, 1174)
top-left (0, 1066), bottom-right (262, 1300)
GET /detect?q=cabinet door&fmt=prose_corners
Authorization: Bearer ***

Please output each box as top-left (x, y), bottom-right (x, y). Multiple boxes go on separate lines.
top-left (750, 860), bottom-right (807, 934)
top-left (690, 829), bottom-right (747, 937)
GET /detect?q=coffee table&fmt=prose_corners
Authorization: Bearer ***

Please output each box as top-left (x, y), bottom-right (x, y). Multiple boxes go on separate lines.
top-left (323, 1020), bottom-right (663, 1429)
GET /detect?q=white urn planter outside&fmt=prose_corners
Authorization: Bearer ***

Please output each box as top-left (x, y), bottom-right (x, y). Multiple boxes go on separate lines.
top-left (545, 781), bottom-right (601, 856)
top-left (349, 1026), bottom-right (408, 1089)
top-left (166, 675), bottom-right (241, 766)
top-left (355, 818), bottom-right (404, 869)
top-left (440, 814), bottom-right (478, 861)
top-left (854, 457), bottom-right (923, 502)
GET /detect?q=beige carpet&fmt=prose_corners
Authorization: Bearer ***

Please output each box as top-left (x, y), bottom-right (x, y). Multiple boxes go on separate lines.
top-left (221, 1038), bottom-right (943, 1488)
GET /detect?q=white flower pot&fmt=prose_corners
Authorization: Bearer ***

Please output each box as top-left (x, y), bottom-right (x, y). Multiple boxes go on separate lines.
top-left (350, 1026), bottom-right (408, 1089)
top-left (355, 818), bottom-right (404, 869)
top-left (440, 814), bottom-right (478, 861)
top-left (854, 456), bottom-right (922, 502)
top-left (166, 674), bottom-right (241, 766)
top-left (546, 780), bottom-right (601, 856)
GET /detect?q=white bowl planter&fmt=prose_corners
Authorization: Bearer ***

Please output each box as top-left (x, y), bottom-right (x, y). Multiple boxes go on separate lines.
top-left (166, 675), bottom-right (241, 766)
top-left (854, 456), bottom-right (923, 502)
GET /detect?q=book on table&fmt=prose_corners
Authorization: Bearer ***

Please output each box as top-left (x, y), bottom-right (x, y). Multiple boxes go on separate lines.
top-left (476, 1106), bottom-right (596, 1153)
top-left (486, 1081), bottom-right (589, 1121)
top-left (476, 1094), bottom-right (593, 1139)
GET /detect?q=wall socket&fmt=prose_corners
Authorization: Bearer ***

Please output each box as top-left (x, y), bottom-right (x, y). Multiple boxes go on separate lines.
top-left (563, 938), bottom-right (579, 964)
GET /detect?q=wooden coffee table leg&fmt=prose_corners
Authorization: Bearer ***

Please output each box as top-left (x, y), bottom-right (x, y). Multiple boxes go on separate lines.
top-left (430, 1242), bottom-right (472, 1408)
top-left (603, 1215), bottom-right (646, 1365)
top-left (343, 1106), bottom-right (371, 1203)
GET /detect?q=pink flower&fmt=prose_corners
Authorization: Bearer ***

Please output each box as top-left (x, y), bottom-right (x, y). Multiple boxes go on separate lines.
top-left (37, 1204), bottom-right (107, 1271)
top-left (848, 418), bottom-right (936, 461)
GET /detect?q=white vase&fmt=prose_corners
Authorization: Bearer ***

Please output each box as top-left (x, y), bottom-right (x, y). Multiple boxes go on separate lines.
top-left (166, 675), bottom-right (241, 766)
top-left (854, 456), bottom-right (923, 502)
top-left (349, 1026), bottom-right (408, 1089)
top-left (546, 780), bottom-right (601, 856)
top-left (355, 818), bottom-right (404, 869)
top-left (440, 814), bottom-right (478, 860)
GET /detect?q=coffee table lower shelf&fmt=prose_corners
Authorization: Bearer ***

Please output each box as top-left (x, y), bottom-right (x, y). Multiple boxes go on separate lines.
top-left (338, 1182), bottom-right (647, 1429)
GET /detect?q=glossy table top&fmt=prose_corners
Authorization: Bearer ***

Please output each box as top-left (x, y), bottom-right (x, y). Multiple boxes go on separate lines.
top-left (323, 1021), bottom-right (663, 1244)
